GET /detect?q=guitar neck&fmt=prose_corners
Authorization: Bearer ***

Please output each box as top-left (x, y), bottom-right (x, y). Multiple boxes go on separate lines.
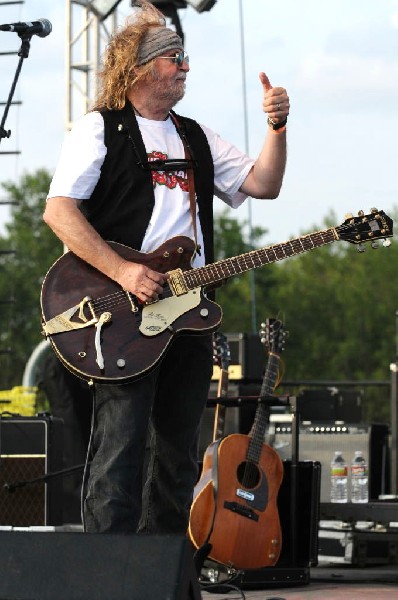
top-left (247, 353), bottom-right (280, 463)
top-left (183, 227), bottom-right (338, 290)
top-left (213, 367), bottom-right (229, 441)
top-left (258, 353), bottom-right (280, 403)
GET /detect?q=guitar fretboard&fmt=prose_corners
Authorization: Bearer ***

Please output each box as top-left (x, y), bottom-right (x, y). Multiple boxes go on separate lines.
top-left (184, 228), bottom-right (337, 290)
top-left (247, 353), bottom-right (280, 464)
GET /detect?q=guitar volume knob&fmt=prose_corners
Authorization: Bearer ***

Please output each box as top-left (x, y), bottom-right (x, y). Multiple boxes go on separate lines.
top-left (271, 538), bottom-right (279, 545)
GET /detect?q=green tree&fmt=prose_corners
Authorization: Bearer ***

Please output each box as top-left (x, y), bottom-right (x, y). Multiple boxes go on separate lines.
top-left (0, 169), bottom-right (62, 388)
top-left (271, 208), bottom-right (398, 422)
top-left (213, 209), bottom-right (280, 333)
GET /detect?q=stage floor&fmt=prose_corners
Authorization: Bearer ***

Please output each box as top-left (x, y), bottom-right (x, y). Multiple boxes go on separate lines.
top-left (200, 565), bottom-right (398, 599)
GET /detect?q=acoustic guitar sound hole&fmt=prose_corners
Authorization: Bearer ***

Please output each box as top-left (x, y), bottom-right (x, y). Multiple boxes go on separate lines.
top-left (237, 461), bottom-right (260, 489)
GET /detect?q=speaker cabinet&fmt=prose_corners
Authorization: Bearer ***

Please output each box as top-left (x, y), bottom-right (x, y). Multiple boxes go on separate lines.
top-left (212, 333), bottom-right (264, 381)
top-left (0, 531), bottom-right (201, 600)
top-left (267, 423), bottom-right (389, 502)
top-left (0, 415), bottom-right (63, 526)
top-left (297, 388), bottom-right (363, 423)
top-left (277, 460), bottom-right (321, 568)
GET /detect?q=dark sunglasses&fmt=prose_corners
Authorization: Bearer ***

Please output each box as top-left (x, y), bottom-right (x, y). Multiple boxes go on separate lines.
top-left (157, 51), bottom-right (189, 67)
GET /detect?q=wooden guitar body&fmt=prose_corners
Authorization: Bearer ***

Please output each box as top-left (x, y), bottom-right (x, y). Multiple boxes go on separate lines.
top-left (189, 439), bottom-right (219, 546)
top-left (189, 433), bottom-right (283, 570)
top-left (40, 238), bottom-right (222, 383)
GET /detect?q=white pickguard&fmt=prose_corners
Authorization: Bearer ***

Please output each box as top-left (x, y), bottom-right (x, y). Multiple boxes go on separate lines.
top-left (139, 288), bottom-right (201, 336)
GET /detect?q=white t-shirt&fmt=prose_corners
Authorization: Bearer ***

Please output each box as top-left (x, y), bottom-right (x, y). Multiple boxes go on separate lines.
top-left (48, 111), bottom-right (254, 267)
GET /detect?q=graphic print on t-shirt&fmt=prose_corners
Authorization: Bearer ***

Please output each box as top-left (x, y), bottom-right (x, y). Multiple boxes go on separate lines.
top-left (148, 150), bottom-right (188, 192)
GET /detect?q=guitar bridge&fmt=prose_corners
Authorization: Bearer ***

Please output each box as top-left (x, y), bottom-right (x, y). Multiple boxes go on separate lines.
top-left (224, 501), bottom-right (259, 522)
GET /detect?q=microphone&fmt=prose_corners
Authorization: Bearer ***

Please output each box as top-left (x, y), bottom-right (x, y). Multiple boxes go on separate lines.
top-left (0, 18), bottom-right (52, 38)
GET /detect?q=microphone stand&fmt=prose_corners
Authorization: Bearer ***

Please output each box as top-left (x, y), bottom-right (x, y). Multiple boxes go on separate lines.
top-left (2, 463), bottom-right (90, 493)
top-left (0, 32), bottom-right (33, 144)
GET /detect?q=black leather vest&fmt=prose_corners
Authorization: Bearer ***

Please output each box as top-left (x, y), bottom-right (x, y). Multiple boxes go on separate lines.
top-left (80, 104), bottom-right (215, 264)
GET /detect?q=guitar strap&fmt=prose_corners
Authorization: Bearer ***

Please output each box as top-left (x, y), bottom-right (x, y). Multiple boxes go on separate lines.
top-left (120, 105), bottom-right (200, 256)
top-left (169, 111), bottom-right (201, 257)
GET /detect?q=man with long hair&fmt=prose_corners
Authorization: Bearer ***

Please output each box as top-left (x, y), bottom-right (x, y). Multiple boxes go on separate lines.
top-left (43, 0), bottom-right (290, 535)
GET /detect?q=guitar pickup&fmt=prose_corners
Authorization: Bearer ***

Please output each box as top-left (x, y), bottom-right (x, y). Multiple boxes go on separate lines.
top-left (168, 269), bottom-right (188, 296)
top-left (224, 501), bottom-right (259, 522)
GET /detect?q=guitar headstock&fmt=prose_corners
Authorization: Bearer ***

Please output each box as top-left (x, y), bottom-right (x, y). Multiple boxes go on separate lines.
top-left (213, 331), bottom-right (230, 372)
top-left (336, 208), bottom-right (393, 248)
top-left (259, 318), bottom-right (287, 357)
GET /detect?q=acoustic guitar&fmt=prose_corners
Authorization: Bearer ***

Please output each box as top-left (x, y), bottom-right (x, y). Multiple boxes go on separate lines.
top-left (40, 209), bottom-right (392, 383)
top-left (188, 318), bottom-right (287, 570)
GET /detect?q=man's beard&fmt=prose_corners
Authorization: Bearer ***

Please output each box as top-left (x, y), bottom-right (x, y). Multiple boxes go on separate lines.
top-left (150, 69), bottom-right (186, 108)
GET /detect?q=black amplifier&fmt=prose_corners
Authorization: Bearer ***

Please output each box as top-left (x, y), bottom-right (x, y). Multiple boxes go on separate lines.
top-left (297, 388), bottom-right (363, 423)
top-left (266, 422), bottom-right (389, 503)
top-left (0, 414), bottom-right (63, 526)
top-left (212, 332), bottom-right (264, 381)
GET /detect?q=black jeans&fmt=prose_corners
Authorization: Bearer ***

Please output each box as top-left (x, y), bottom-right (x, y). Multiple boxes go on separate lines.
top-left (84, 334), bottom-right (213, 534)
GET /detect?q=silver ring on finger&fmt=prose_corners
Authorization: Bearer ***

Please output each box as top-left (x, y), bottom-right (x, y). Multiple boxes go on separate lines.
top-left (277, 102), bottom-right (281, 111)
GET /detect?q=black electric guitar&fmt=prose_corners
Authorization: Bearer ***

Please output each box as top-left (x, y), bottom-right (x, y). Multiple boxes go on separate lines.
top-left (40, 209), bottom-right (392, 383)
top-left (188, 318), bottom-right (287, 569)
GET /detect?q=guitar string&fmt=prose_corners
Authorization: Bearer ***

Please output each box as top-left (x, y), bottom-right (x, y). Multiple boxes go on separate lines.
top-left (184, 230), bottom-right (336, 289)
top-left (241, 356), bottom-right (279, 490)
top-left (90, 233), bottom-right (335, 312)
top-left (79, 220), bottom-right (384, 316)
top-left (186, 216), bottom-right (388, 287)
top-left (89, 282), bottom-right (173, 314)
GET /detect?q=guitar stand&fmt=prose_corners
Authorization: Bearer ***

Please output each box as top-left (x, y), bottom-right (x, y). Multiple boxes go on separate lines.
top-left (206, 393), bottom-right (291, 409)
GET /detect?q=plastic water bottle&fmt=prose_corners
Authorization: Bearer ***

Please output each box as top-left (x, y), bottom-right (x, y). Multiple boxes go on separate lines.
top-left (330, 451), bottom-right (348, 503)
top-left (351, 450), bottom-right (369, 503)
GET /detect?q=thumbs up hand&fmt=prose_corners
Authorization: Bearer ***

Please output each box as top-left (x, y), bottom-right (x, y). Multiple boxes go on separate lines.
top-left (259, 72), bottom-right (290, 125)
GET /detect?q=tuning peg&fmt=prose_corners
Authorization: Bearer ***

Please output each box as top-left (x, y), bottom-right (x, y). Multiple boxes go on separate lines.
top-left (345, 213), bottom-right (353, 220)
top-left (371, 240), bottom-right (379, 249)
top-left (358, 210), bottom-right (364, 217)
top-left (383, 239), bottom-right (392, 248)
top-left (357, 243), bottom-right (366, 252)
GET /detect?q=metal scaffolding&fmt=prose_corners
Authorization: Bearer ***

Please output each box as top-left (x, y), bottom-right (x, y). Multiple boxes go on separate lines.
top-left (66, 1), bottom-right (125, 130)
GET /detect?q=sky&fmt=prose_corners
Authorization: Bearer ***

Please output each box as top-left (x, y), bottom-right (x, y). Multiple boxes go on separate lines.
top-left (0, 0), bottom-right (397, 246)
